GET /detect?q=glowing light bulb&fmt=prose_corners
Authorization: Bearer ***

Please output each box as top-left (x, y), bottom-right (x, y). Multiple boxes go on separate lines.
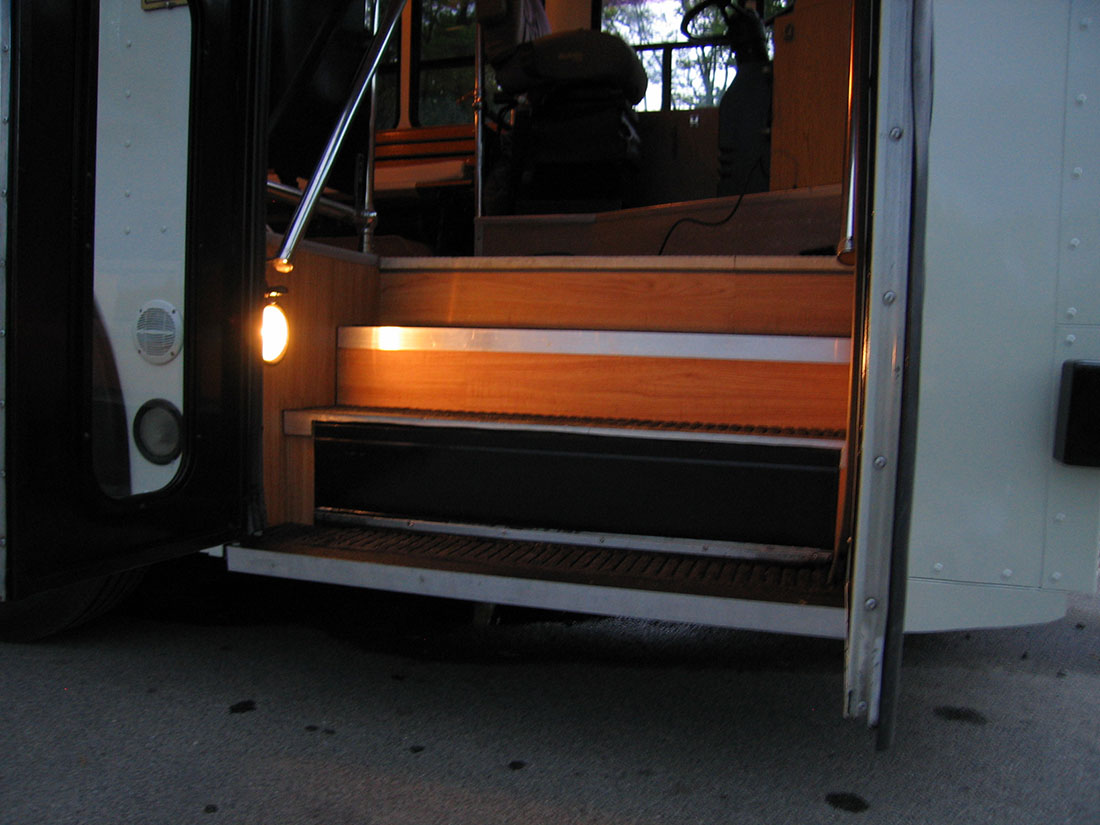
top-left (261, 303), bottom-right (289, 363)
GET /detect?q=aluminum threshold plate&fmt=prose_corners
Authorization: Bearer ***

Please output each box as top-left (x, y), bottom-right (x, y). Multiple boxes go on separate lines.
top-left (240, 524), bottom-right (844, 608)
top-left (340, 326), bottom-right (851, 364)
top-left (378, 252), bottom-right (850, 273)
top-left (318, 510), bottom-right (834, 564)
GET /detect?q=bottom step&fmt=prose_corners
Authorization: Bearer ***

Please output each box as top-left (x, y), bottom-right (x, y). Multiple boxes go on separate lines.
top-left (238, 524), bottom-right (843, 608)
top-left (229, 524), bottom-right (845, 638)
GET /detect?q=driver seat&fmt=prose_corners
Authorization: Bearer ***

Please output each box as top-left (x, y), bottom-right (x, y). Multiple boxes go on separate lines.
top-left (478, 0), bottom-right (648, 214)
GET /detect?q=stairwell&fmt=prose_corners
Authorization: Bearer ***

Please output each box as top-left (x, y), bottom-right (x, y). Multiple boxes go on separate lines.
top-left (253, 246), bottom-right (854, 618)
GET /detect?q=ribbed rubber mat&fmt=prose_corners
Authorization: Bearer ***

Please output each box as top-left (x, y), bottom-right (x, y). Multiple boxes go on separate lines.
top-left (247, 524), bottom-right (843, 607)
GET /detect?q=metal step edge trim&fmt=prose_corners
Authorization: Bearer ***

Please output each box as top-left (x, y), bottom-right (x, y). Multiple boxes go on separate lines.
top-left (225, 545), bottom-right (846, 639)
top-left (283, 407), bottom-right (847, 450)
top-left (314, 510), bottom-right (835, 565)
top-left (377, 253), bottom-right (850, 274)
top-left (338, 326), bottom-right (851, 363)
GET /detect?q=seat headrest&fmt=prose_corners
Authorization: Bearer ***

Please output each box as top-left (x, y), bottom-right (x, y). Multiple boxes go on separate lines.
top-left (495, 29), bottom-right (649, 106)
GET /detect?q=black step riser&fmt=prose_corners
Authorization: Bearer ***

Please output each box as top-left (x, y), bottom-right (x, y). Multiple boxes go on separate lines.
top-left (314, 423), bottom-right (840, 549)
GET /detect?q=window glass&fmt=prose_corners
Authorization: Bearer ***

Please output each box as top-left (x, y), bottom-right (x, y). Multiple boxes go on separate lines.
top-left (417, 0), bottom-right (476, 125)
top-left (375, 45), bottom-right (400, 130)
top-left (602, 0), bottom-right (790, 112)
top-left (367, 0), bottom-right (401, 129)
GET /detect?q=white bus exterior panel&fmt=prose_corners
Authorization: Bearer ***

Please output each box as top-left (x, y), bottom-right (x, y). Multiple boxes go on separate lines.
top-left (1041, 2), bottom-right (1100, 594)
top-left (904, 578), bottom-right (1067, 633)
top-left (907, 1), bottom-right (1099, 598)
top-left (1058, 4), bottom-right (1100, 327)
top-left (1044, 326), bottom-right (1100, 593)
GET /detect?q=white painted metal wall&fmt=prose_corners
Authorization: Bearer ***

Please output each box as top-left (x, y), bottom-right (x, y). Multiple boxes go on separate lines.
top-left (905, 0), bottom-right (1100, 631)
top-left (93, 0), bottom-right (192, 494)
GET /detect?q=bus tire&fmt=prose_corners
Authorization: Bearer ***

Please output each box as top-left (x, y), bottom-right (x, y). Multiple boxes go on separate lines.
top-left (0, 569), bottom-right (146, 642)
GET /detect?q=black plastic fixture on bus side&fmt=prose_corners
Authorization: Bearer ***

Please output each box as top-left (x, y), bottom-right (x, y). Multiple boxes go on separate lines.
top-left (1054, 361), bottom-right (1100, 467)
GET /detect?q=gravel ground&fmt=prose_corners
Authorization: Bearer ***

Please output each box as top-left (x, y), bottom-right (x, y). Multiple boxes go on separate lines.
top-left (1, 556), bottom-right (1097, 825)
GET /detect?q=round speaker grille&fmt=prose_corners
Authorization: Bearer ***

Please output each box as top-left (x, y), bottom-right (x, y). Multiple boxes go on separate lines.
top-left (134, 300), bottom-right (181, 365)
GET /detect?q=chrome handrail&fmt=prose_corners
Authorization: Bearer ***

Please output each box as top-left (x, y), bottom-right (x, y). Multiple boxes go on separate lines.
top-left (836, 0), bottom-right (863, 266)
top-left (266, 180), bottom-right (362, 223)
top-left (273, 0), bottom-right (408, 272)
top-left (473, 23), bottom-right (484, 220)
top-left (360, 0), bottom-right (381, 254)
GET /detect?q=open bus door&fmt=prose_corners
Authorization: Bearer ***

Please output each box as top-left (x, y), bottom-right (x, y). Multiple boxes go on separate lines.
top-left (0, 0), bottom-right (266, 636)
top-left (840, 0), bottom-right (930, 743)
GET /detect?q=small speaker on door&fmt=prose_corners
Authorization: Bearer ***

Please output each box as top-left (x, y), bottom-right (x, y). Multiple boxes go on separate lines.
top-left (133, 300), bottom-right (181, 365)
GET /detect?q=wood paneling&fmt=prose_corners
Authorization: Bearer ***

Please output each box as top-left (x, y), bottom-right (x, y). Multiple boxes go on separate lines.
top-left (376, 140), bottom-right (475, 160)
top-left (337, 349), bottom-right (849, 432)
top-left (263, 240), bottom-right (379, 525)
top-left (770, 0), bottom-right (855, 190)
top-left (380, 264), bottom-right (853, 336)
top-left (376, 124), bottom-right (475, 145)
top-left (633, 109), bottom-right (721, 205)
top-left (476, 185), bottom-right (845, 256)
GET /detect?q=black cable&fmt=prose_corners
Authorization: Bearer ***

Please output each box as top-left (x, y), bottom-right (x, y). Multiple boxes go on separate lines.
top-left (656, 155), bottom-right (764, 254)
top-left (656, 188), bottom-right (746, 255)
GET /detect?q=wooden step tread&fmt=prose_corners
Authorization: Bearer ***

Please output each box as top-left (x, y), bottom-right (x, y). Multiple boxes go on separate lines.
top-left (248, 523), bottom-right (844, 607)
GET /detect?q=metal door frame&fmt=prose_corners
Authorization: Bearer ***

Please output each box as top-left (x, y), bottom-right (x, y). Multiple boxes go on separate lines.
top-left (844, 0), bottom-right (932, 744)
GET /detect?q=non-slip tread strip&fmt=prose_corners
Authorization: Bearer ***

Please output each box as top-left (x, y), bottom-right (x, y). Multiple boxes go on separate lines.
top-left (247, 524), bottom-right (843, 608)
top-left (298, 405), bottom-right (847, 440)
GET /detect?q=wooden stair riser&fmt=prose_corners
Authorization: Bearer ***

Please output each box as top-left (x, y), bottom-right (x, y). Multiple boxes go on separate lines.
top-left (313, 422), bottom-right (842, 548)
top-left (379, 267), bottom-right (853, 336)
top-left (337, 348), bottom-right (849, 432)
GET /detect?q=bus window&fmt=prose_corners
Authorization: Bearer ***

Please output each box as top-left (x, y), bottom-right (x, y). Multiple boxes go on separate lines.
top-left (602, 0), bottom-right (790, 112)
top-left (267, 0), bottom-right (399, 189)
top-left (374, 39), bottom-right (401, 131)
top-left (416, 0), bottom-right (477, 125)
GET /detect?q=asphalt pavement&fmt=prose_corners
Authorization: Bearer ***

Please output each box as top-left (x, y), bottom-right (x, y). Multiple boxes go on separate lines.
top-left (1, 556), bottom-right (1097, 825)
